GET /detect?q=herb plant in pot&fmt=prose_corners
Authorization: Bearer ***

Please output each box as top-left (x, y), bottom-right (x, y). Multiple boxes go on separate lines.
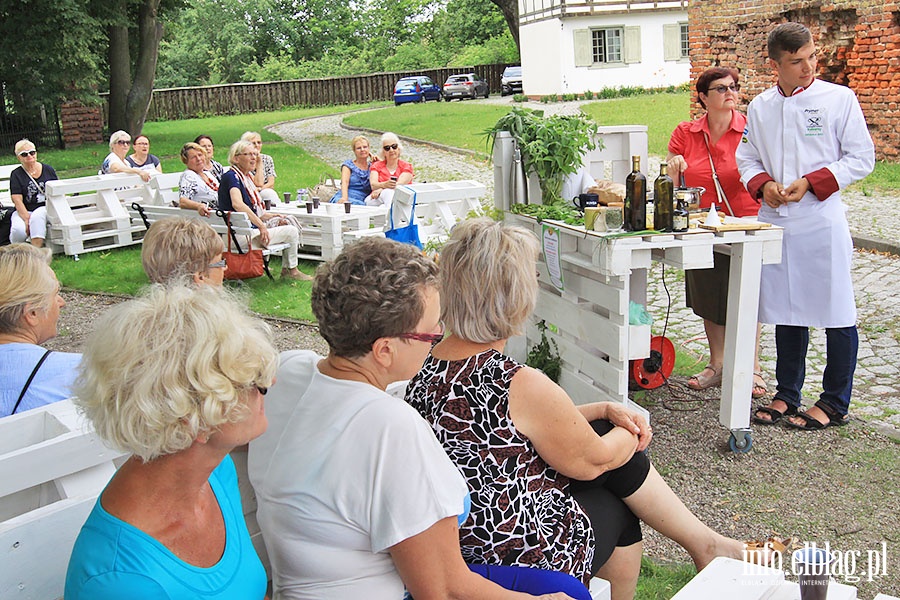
top-left (486, 107), bottom-right (602, 206)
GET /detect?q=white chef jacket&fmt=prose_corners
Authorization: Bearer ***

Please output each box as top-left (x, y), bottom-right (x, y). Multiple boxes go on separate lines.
top-left (736, 78), bottom-right (875, 327)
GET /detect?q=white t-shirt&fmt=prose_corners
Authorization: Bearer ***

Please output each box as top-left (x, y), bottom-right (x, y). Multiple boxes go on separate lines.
top-left (561, 165), bottom-right (596, 204)
top-left (248, 350), bottom-right (467, 600)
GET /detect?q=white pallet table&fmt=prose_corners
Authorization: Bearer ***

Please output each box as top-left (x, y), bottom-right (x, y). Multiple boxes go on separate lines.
top-left (277, 203), bottom-right (388, 261)
top-left (503, 213), bottom-right (783, 450)
top-left (391, 180), bottom-right (488, 242)
top-left (0, 401), bottom-right (128, 600)
top-left (671, 556), bottom-right (858, 600)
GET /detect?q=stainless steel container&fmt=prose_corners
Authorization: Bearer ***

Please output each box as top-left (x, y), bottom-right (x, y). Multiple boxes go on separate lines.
top-left (674, 186), bottom-right (705, 211)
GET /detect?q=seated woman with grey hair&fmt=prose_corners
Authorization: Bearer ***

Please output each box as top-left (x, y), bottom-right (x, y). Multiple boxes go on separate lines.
top-left (178, 142), bottom-right (220, 216)
top-left (141, 218), bottom-right (226, 286)
top-left (249, 236), bottom-right (588, 600)
top-left (241, 131), bottom-right (279, 208)
top-left (366, 131), bottom-right (414, 207)
top-left (406, 218), bottom-right (747, 600)
top-left (65, 284), bottom-right (277, 599)
top-left (0, 244), bottom-right (79, 417)
top-left (100, 130), bottom-right (152, 182)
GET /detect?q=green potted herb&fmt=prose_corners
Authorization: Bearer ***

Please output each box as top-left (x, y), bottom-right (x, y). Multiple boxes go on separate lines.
top-left (485, 107), bottom-right (602, 206)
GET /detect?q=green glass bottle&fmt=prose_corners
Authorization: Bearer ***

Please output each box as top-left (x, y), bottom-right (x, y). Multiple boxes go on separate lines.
top-left (653, 163), bottom-right (674, 232)
top-left (624, 155), bottom-right (646, 231)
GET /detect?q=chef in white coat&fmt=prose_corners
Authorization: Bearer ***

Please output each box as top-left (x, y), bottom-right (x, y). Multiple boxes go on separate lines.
top-left (736, 22), bottom-right (874, 431)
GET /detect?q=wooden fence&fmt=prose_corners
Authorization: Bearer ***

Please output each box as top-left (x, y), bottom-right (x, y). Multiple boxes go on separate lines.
top-left (104, 64), bottom-right (515, 123)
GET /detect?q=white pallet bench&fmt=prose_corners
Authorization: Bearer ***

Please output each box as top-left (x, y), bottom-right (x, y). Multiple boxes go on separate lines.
top-left (342, 180), bottom-right (487, 249)
top-left (44, 174), bottom-right (154, 258)
top-left (147, 171), bottom-right (183, 206)
top-left (0, 401), bottom-right (128, 600)
top-left (0, 163), bottom-right (18, 205)
top-left (127, 203), bottom-right (291, 280)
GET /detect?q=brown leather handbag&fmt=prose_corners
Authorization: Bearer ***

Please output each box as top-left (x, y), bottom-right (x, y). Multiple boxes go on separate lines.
top-left (221, 212), bottom-right (264, 280)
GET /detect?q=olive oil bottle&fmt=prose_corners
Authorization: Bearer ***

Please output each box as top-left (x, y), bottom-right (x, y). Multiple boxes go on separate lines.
top-left (653, 164), bottom-right (674, 232)
top-left (624, 155), bottom-right (646, 231)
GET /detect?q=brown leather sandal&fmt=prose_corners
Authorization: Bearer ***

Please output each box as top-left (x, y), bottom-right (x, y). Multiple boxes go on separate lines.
top-left (687, 364), bottom-right (722, 390)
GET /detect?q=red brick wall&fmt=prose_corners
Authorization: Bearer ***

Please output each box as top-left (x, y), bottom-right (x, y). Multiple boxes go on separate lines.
top-left (689, 0), bottom-right (899, 161)
top-left (60, 101), bottom-right (104, 148)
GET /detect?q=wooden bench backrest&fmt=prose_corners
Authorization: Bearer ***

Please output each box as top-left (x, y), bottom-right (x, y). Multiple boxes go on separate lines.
top-left (127, 204), bottom-right (256, 239)
top-left (0, 163), bottom-right (20, 204)
top-left (148, 172), bottom-right (183, 206)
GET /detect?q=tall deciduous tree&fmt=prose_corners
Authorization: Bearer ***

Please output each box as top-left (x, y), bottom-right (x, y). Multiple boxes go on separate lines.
top-left (488, 0), bottom-right (519, 51)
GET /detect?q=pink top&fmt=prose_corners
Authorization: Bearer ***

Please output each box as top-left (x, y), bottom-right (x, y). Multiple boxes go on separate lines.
top-left (668, 110), bottom-right (758, 217)
top-left (371, 159), bottom-right (414, 183)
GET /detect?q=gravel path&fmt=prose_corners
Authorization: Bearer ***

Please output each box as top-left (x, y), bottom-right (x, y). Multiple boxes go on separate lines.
top-left (46, 100), bottom-right (900, 598)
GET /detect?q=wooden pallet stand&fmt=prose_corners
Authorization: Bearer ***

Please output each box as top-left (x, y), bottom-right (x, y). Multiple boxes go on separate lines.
top-left (0, 163), bottom-right (18, 204)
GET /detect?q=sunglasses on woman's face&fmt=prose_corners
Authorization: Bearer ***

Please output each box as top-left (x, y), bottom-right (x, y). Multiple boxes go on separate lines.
top-left (383, 144), bottom-right (399, 151)
top-left (18, 150), bottom-right (36, 157)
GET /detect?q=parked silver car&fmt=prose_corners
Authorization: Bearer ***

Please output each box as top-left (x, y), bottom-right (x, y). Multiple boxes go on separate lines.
top-left (500, 66), bottom-right (523, 96)
top-left (442, 73), bottom-right (489, 101)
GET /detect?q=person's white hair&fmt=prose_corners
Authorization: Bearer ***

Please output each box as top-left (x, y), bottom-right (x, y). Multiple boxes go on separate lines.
top-left (0, 244), bottom-right (56, 334)
top-left (228, 140), bottom-right (255, 167)
top-left (108, 130), bottom-right (131, 152)
top-left (378, 131), bottom-right (402, 160)
top-left (14, 138), bottom-right (35, 155)
top-left (439, 218), bottom-right (539, 343)
top-left (74, 285), bottom-right (278, 462)
top-left (240, 131), bottom-right (262, 143)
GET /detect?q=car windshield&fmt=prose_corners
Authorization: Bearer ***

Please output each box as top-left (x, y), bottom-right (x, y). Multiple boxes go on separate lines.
top-left (448, 76), bottom-right (469, 84)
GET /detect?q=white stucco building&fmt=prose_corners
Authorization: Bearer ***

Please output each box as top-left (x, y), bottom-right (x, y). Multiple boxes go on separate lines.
top-left (519, 0), bottom-right (690, 96)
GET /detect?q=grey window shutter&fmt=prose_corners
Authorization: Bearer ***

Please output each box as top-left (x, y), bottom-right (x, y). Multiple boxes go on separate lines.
top-left (663, 23), bottom-right (681, 61)
top-left (623, 26), bottom-right (641, 64)
top-left (574, 29), bottom-right (592, 67)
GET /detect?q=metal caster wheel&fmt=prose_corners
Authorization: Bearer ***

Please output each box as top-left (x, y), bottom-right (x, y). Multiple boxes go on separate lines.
top-left (728, 430), bottom-right (753, 454)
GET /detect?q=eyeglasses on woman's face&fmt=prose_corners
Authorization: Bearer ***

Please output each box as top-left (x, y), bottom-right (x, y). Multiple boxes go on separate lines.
top-left (18, 149), bottom-right (36, 157)
top-left (383, 143), bottom-right (399, 151)
top-left (116, 139), bottom-right (131, 145)
top-left (709, 83), bottom-right (740, 94)
top-left (208, 258), bottom-right (227, 270)
top-left (398, 320), bottom-right (445, 348)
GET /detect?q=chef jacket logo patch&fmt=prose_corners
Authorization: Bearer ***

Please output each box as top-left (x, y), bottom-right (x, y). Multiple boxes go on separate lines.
top-left (803, 108), bottom-right (824, 137)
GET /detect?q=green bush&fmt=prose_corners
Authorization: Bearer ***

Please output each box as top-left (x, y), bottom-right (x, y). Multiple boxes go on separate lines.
top-left (512, 93), bottom-right (527, 102)
top-left (561, 93), bottom-right (577, 102)
top-left (582, 90), bottom-right (594, 100)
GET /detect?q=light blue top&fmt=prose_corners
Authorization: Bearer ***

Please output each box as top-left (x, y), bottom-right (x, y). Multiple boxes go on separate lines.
top-left (64, 455), bottom-right (266, 600)
top-left (330, 159), bottom-right (371, 205)
top-left (0, 343), bottom-right (81, 417)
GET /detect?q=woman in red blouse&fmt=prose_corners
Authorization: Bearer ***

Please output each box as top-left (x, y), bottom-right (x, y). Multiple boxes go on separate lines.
top-left (667, 67), bottom-right (767, 399)
top-left (366, 132), bottom-right (414, 206)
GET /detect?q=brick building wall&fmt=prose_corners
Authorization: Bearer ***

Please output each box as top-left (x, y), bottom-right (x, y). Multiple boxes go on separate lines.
top-left (689, 0), bottom-right (899, 161)
top-left (59, 101), bottom-right (104, 148)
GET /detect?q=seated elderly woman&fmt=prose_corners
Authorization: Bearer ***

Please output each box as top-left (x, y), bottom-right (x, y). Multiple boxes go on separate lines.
top-left (8, 138), bottom-right (58, 247)
top-left (218, 139), bottom-right (311, 281)
top-left (65, 285), bottom-right (276, 599)
top-left (330, 135), bottom-right (374, 205)
top-left (125, 134), bottom-right (163, 174)
top-left (100, 130), bottom-right (152, 182)
top-left (0, 244), bottom-right (80, 417)
top-left (365, 131), bottom-right (414, 207)
top-left (194, 135), bottom-right (225, 181)
top-left (249, 236), bottom-right (588, 600)
top-left (406, 218), bottom-right (747, 600)
top-left (178, 142), bottom-right (220, 216)
top-left (141, 218), bottom-right (225, 286)
top-left (241, 131), bottom-right (279, 207)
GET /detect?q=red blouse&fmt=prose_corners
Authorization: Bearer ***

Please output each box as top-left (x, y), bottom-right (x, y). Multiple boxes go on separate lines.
top-left (668, 110), bottom-right (758, 218)
top-left (371, 159), bottom-right (414, 183)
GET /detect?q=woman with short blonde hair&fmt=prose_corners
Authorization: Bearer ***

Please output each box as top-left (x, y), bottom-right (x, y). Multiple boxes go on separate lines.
top-left (0, 244), bottom-right (79, 416)
top-left (141, 218), bottom-right (225, 285)
top-left (330, 135), bottom-right (374, 205)
top-left (178, 142), bottom-right (220, 216)
top-left (407, 217), bottom-right (747, 600)
top-left (8, 138), bottom-right (58, 247)
top-left (65, 285), bottom-right (276, 598)
top-left (367, 131), bottom-right (414, 206)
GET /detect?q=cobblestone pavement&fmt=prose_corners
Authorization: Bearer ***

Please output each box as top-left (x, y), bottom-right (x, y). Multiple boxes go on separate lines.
top-left (271, 100), bottom-right (900, 436)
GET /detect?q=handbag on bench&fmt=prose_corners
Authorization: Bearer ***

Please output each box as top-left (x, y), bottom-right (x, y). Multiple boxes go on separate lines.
top-left (220, 211), bottom-right (266, 280)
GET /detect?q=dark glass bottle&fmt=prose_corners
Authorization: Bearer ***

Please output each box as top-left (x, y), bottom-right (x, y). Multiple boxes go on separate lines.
top-left (624, 155), bottom-right (646, 231)
top-left (653, 163), bottom-right (674, 232)
top-left (673, 192), bottom-right (689, 233)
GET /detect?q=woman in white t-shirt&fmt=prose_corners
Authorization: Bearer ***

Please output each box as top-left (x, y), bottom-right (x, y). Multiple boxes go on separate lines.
top-left (100, 130), bottom-right (151, 182)
top-left (248, 237), bottom-right (589, 600)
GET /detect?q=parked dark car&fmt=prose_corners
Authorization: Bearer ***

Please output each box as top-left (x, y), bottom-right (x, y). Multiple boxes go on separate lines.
top-left (393, 76), bottom-right (442, 105)
top-left (500, 66), bottom-right (523, 96)
top-left (442, 73), bottom-right (489, 101)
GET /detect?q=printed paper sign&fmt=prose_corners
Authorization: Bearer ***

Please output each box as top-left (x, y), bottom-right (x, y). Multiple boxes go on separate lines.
top-left (542, 224), bottom-right (564, 292)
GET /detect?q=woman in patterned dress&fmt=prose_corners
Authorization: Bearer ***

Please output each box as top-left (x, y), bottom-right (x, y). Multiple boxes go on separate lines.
top-left (406, 218), bottom-right (747, 600)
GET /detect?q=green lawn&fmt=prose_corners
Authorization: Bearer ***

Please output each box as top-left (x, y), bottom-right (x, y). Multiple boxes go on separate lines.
top-left (580, 93), bottom-right (690, 157)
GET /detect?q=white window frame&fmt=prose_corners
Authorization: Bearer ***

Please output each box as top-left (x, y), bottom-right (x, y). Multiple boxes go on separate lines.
top-left (591, 27), bottom-right (623, 64)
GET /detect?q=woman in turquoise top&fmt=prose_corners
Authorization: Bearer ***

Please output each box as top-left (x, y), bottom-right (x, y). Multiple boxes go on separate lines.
top-left (331, 135), bottom-right (374, 204)
top-left (65, 285), bottom-right (278, 600)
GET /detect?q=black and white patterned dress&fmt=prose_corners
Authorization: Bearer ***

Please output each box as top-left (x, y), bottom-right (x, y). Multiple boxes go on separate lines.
top-left (406, 349), bottom-right (595, 584)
